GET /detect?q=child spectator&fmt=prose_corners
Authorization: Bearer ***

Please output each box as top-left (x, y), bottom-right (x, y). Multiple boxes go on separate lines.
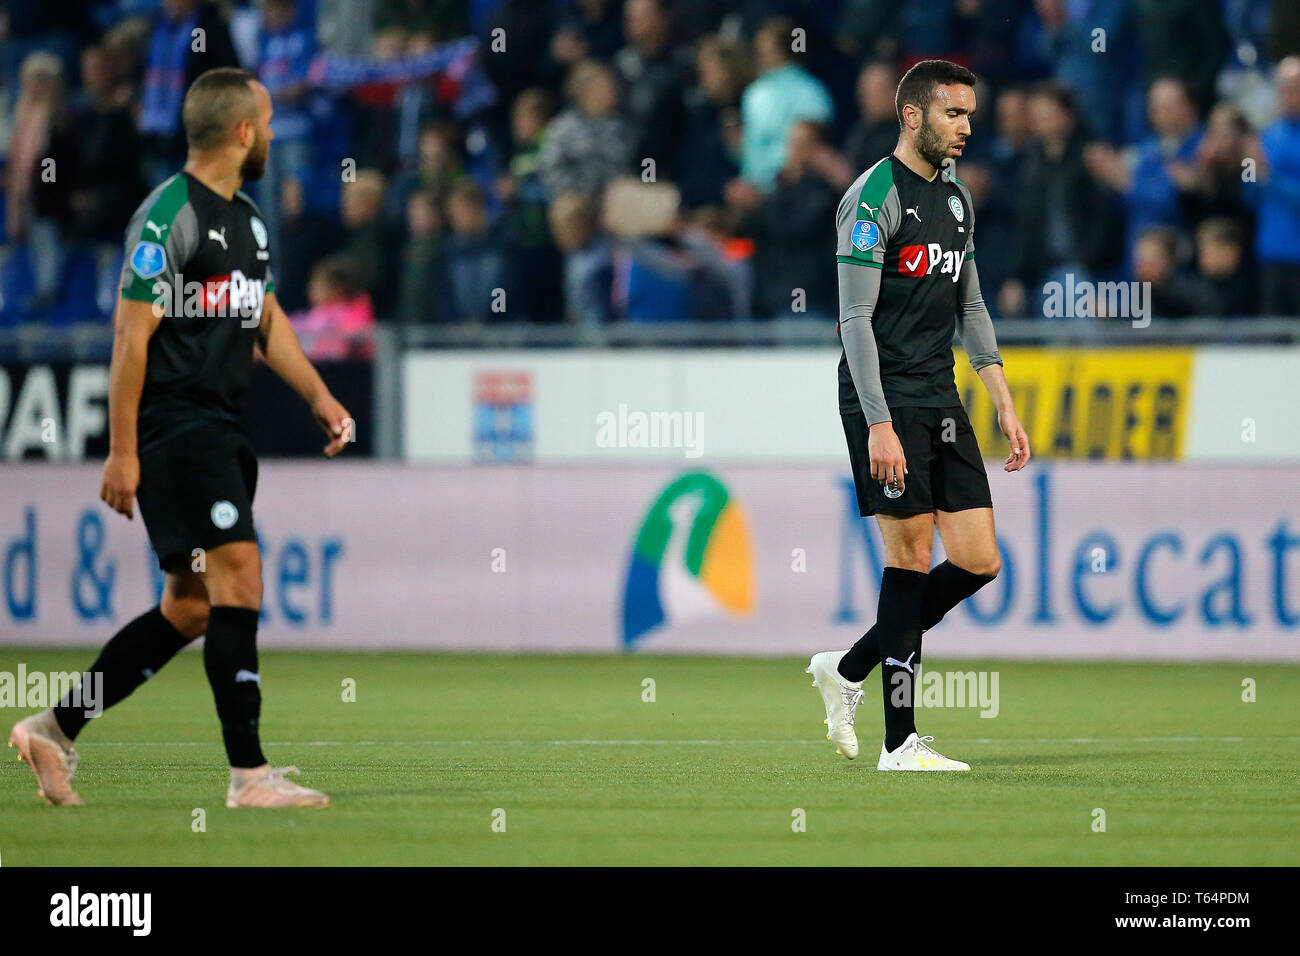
top-left (291, 256), bottom-right (377, 360)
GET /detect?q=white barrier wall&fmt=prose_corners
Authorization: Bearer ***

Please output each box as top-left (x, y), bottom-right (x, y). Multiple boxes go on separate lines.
top-left (2, 461), bottom-right (1297, 660)
top-left (403, 347), bottom-right (1300, 463)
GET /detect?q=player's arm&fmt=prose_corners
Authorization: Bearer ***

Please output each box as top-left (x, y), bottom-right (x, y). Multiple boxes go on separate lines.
top-left (100, 297), bottom-right (166, 518)
top-left (256, 289), bottom-right (353, 457)
top-left (956, 259), bottom-right (1030, 472)
top-left (839, 263), bottom-right (908, 490)
top-left (837, 179), bottom-right (908, 490)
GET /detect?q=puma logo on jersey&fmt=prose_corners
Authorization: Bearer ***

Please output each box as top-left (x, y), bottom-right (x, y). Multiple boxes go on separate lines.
top-left (208, 227), bottom-right (228, 250)
top-left (884, 652), bottom-right (917, 674)
top-left (145, 220), bottom-right (168, 239)
top-left (905, 207), bottom-right (922, 222)
top-left (860, 201), bottom-right (879, 216)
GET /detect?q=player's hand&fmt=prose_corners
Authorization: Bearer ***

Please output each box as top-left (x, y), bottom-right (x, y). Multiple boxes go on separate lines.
top-left (868, 421), bottom-right (908, 493)
top-left (313, 394), bottom-right (353, 458)
top-left (998, 407), bottom-right (1031, 472)
top-left (100, 452), bottom-right (140, 519)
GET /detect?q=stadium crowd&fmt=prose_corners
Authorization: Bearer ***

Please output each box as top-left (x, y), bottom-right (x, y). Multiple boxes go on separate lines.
top-left (1, 0), bottom-right (1299, 348)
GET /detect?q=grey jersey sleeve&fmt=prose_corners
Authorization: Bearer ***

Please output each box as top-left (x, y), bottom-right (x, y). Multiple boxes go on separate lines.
top-left (951, 178), bottom-right (1002, 372)
top-left (838, 261), bottom-right (891, 426)
top-left (955, 259), bottom-right (1002, 371)
top-left (119, 199), bottom-right (200, 302)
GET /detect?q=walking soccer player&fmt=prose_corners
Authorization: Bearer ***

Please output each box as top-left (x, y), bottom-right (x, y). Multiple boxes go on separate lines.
top-left (807, 59), bottom-right (1031, 771)
top-left (9, 68), bottom-right (352, 807)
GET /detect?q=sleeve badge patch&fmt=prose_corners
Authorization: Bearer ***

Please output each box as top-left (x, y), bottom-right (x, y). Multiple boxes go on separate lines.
top-left (130, 241), bottom-right (167, 280)
top-left (851, 219), bottom-right (880, 252)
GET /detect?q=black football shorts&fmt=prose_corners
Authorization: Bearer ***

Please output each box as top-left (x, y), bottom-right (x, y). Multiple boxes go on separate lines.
top-left (135, 423), bottom-right (259, 571)
top-left (842, 404), bottom-right (993, 518)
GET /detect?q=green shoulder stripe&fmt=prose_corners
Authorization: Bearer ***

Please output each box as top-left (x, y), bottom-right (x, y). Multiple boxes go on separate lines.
top-left (856, 159), bottom-right (895, 217)
top-left (136, 174), bottom-right (190, 240)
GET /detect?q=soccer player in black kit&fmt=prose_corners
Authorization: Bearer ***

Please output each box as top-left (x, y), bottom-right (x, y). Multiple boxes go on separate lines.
top-left (807, 60), bottom-right (1031, 771)
top-left (9, 69), bottom-right (352, 807)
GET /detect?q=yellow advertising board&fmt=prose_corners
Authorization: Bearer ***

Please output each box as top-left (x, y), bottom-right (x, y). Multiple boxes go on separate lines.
top-left (954, 347), bottom-right (1193, 460)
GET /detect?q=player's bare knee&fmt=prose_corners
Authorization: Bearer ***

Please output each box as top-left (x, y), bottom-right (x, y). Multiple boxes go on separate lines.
top-left (161, 595), bottom-right (208, 639)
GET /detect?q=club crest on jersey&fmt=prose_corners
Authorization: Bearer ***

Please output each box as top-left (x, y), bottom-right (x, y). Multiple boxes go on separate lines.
top-left (851, 219), bottom-right (880, 252)
top-left (949, 196), bottom-right (964, 223)
top-left (250, 217), bottom-right (268, 250)
top-left (210, 500), bottom-right (239, 529)
top-left (130, 241), bottom-right (166, 279)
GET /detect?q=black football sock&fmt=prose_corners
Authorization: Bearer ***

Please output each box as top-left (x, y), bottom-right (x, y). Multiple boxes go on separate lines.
top-left (203, 606), bottom-right (267, 769)
top-left (876, 566), bottom-right (929, 752)
top-left (920, 560), bottom-right (997, 631)
top-left (52, 605), bottom-right (193, 741)
top-left (838, 624), bottom-right (881, 684)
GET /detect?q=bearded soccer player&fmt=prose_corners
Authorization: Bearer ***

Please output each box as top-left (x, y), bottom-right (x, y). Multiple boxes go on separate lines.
top-left (8, 68), bottom-right (352, 807)
top-left (807, 60), bottom-right (1031, 771)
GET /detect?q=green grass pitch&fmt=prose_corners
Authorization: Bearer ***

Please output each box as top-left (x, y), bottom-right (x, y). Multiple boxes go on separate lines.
top-left (2, 650), bottom-right (1297, 866)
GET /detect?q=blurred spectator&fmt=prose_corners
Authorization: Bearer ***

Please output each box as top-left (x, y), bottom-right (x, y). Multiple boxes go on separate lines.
top-left (731, 119), bottom-right (842, 319)
top-left (615, 0), bottom-right (690, 182)
top-left (4, 52), bottom-right (76, 311)
top-left (290, 255), bottom-right (376, 360)
top-left (497, 90), bottom-right (564, 323)
top-left (396, 188), bottom-right (450, 326)
top-left (337, 169), bottom-right (402, 317)
top-left (740, 16), bottom-right (834, 193)
top-left (1133, 226), bottom-right (1200, 318)
top-left (256, 0), bottom-right (317, 257)
top-left (1002, 83), bottom-right (1115, 318)
top-left (1024, 0), bottom-right (1140, 144)
top-left (1085, 77), bottom-right (1203, 271)
top-left (139, 0), bottom-right (240, 183)
top-left (538, 60), bottom-right (634, 200)
top-left (678, 36), bottom-right (748, 209)
top-left (1136, 0), bottom-right (1229, 113)
top-left (836, 0), bottom-right (906, 63)
top-left (375, 0), bottom-right (468, 44)
top-left (972, 86), bottom-right (1033, 310)
top-left (444, 182), bottom-right (505, 322)
top-left (389, 120), bottom-right (467, 219)
top-left (549, 192), bottom-right (613, 327)
top-left (66, 45), bottom-right (147, 314)
top-left (1170, 102), bottom-right (1258, 232)
top-left (497, 90), bottom-right (555, 249)
top-left (553, 0), bottom-right (623, 64)
top-left (276, 174), bottom-right (343, 313)
top-left (842, 61), bottom-right (899, 173)
top-left (1189, 217), bottom-right (1255, 318)
top-left (1252, 56), bottom-right (1300, 316)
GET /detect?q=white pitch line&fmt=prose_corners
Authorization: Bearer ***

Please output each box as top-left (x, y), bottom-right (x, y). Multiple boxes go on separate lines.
top-left (70, 735), bottom-right (1300, 747)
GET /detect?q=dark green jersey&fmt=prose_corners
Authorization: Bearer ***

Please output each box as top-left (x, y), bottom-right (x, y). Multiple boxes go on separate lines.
top-left (835, 155), bottom-right (976, 414)
top-left (119, 172), bottom-right (276, 452)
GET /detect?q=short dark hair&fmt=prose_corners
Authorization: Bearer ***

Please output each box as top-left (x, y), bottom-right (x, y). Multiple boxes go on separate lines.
top-left (895, 59), bottom-right (978, 129)
top-left (182, 67), bottom-right (257, 151)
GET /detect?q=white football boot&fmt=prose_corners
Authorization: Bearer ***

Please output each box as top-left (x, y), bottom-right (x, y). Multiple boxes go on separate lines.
top-left (8, 710), bottom-right (84, 805)
top-left (226, 765), bottom-right (331, 808)
top-left (877, 732), bottom-right (970, 771)
top-left (806, 650), bottom-right (864, 759)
